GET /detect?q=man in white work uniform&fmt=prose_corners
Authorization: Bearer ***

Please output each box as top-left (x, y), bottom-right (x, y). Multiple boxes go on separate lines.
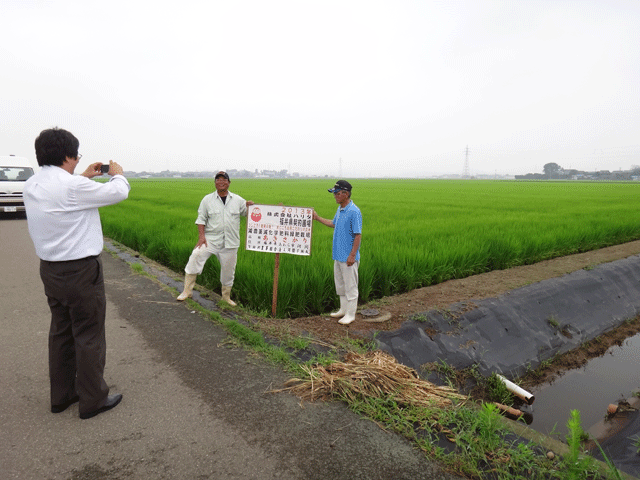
top-left (177, 171), bottom-right (253, 306)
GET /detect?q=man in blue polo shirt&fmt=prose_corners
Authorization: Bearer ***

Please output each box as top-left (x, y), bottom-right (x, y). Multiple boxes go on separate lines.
top-left (313, 180), bottom-right (362, 325)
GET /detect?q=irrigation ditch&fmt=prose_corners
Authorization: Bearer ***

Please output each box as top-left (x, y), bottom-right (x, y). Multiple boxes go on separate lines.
top-left (105, 238), bottom-right (640, 478)
top-left (375, 253), bottom-right (640, 477)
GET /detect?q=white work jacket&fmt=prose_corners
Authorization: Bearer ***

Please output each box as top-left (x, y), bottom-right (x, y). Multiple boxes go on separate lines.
top-left (195, 191), bottom-right (247, 249)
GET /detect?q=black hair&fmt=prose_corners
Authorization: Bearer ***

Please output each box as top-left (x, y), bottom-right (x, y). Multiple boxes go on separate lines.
top-left (34, 128), bottom-right (80, 166)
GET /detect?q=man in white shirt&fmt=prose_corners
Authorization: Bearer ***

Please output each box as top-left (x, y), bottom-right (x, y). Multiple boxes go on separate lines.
top-left (24, 128), bottom-right (130, 419)
top-left (177, 171), bottom-right (253, 306)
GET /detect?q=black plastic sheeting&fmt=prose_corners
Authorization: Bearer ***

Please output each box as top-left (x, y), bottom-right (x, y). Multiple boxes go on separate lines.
top-left (374, 254), bottom-right (640, 379)
top-left (592, 408), bottom-right (640, 475)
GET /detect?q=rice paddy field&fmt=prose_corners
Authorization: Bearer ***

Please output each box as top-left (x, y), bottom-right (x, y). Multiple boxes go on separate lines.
top-left (99, 178), bottom-right (640, 317)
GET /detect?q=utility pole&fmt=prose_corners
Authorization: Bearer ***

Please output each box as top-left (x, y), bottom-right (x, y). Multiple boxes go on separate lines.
top-left (463, 146), bottom-right (470, 178)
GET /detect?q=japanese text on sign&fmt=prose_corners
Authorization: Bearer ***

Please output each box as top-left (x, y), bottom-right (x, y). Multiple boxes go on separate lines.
top-left (246, 204), bottom-right (313, 256)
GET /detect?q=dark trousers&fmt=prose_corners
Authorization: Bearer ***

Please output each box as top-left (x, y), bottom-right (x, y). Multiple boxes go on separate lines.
top-left (40, 255), bottom-right (109, 415)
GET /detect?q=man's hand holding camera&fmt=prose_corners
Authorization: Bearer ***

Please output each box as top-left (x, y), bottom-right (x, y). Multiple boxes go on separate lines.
top-left (82, 160), bottom-right (125, 178)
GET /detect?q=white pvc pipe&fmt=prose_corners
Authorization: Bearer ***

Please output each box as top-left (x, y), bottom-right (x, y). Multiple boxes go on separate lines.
top-left (497, 374), bottom-right (535, 405)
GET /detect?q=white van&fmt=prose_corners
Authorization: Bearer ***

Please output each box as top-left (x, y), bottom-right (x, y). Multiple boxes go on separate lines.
top-left (0, 155), bottom-right (39, 213)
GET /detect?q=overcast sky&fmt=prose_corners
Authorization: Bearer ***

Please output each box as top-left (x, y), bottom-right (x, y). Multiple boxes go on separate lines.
top-left (2, 0), bottom-right (638, 177)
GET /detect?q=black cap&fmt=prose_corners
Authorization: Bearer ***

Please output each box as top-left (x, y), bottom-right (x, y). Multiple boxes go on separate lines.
top-left (215, 171), bottom-right (230, 180)
top-left (328, 180), bottom-right (352, 193)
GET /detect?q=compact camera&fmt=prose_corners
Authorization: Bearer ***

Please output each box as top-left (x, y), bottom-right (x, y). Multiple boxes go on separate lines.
top-left (100, 164), bottom-right (110, 174)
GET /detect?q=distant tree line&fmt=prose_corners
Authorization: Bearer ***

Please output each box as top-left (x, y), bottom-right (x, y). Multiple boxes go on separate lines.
top-left (515, 163), bottom-right (640, 181)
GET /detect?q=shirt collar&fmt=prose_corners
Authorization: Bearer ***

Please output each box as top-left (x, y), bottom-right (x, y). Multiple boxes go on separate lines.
top-left (42, 165), bottom-right (71, 176)
top-left (339, 200), bottom-right (353, 211)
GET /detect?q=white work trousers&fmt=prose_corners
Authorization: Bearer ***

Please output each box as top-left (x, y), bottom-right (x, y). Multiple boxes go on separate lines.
top-left (184, 244), bottom-right (238, 287)
top-left (333, 260), bottom-right (359, 301)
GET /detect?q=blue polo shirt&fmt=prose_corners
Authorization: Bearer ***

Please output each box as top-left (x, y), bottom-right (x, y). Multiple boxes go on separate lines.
top-left (332, 200), bottom-right (362, 262)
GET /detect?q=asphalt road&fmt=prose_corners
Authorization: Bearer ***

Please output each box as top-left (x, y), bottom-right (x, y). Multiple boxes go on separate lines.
top-left (0, 216), bottom-right (463, 480)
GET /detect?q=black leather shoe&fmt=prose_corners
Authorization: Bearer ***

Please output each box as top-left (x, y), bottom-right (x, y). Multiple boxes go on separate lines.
top-left (79, 394), bottom-right (123, 419)
top-left (51, 395), bottom-right (80, 414)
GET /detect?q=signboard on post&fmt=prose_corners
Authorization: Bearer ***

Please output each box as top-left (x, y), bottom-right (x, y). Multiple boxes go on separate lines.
top-left (246, 204), bottom-right (314, 317)
top-left (246, 204), bottom-right (313, 256)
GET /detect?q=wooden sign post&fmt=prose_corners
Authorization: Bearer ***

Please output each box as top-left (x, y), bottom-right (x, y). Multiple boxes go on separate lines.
top-left (272, 252), bottom-right (280, 317)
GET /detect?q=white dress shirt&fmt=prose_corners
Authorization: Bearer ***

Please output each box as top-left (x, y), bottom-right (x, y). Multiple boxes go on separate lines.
top-left (23, 165), bottom-right (130, 261)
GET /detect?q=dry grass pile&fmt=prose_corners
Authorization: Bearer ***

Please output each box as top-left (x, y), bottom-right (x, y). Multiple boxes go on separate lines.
top-left (280, 350), bottom-right (466, 408)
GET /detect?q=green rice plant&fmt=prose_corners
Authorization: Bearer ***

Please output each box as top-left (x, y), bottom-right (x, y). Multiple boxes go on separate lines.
top-left (100, 178), bottom-right (640, 317)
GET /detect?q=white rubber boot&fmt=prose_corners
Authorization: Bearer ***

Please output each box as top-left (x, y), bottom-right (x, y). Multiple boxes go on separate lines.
top-left (177, 274), bottom-right (197, 301)
top-left (330, 296), bottom-right (347, 318)
top-left (221, 285), bottom-right (237, 306)
top-left (338, 298), bottom-right (358, 325)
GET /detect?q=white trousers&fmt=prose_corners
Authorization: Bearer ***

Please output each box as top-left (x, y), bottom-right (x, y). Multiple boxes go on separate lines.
top-left (334, 260), bottom-right (359, 301)
top-left (184, 244), bottom-right (238, 287)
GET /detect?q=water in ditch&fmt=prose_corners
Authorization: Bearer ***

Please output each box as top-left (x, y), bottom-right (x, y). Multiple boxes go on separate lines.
top-left (522, 332), bottom-right (640, 475)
